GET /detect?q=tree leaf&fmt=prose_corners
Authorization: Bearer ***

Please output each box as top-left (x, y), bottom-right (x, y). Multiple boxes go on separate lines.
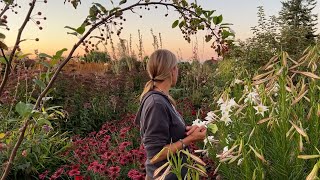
top-left (93, 3), bottom-right (107, 14)
top-left (119, 0), bottom-right (127, 5)
top-left (64, 26), bottom-right (77, 32)
top-left (0, 57), bottom-right (7, 64)
top-left (76, 24), bottom-right (86, 35)
top-left (179, 20), bottom-right (185, 28)
top-left (33, 79), bottom-right (46, 89)
top-left (15, 102), bottom-right (33, 117)
top-left (0, 33), bottom-right (5, 39)
top-left (213, 15), bottom-right (223, 24)
top-left (0, 41), bottom-right (8, 50)
top-left (39, 53), bottom-right (52, 59)
top-left (53, 48), bottom-right (67, 60)
top-left (172, 20), bottom-right (179, 28)
top-left (16, 53), bottom-right (32, 60)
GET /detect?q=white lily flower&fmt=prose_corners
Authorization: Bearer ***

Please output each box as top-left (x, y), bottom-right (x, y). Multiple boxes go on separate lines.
top-left (272, 83), bottom-right (280, 93)
top-left (228, 98), bottom-right (238, 107)
top-left (195, 149), bottom-right (209, 157)
top-left (204, 136), bottom-right (215, 146)
top-left (244, 91), bottom-right (260, 105)
top-left (234, 79), bottom-right (243, 84)
top-left (223, 146), bottom-right (229, 153)
top-left (220, 113), bottom-right (232, 126)
top-left (217, 98), bottom-right (225, 105)
top-left (237, 158), bottom-right (244, 166)
top-left (192, 119), bottom-right (207, 127)
top-left (205, 111), bottom-right (218, 122)
top-left (220, 103), bottom-right (232, 114)
top-left (216, 146), bottom-right (229, 158)
top-left (253, 104), bottom-right (269, 117)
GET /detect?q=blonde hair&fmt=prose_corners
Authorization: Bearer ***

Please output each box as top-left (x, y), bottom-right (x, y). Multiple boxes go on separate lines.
top-left (140, 49), bottom-right (177, 106)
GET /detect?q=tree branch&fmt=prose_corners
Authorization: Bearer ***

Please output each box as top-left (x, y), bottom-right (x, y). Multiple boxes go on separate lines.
top-left (0, 3), bottom-right (10, 18)
top-left (0, 0), bottom-right (36, 96)
top-left (1, 2), bottom-right (220, 179)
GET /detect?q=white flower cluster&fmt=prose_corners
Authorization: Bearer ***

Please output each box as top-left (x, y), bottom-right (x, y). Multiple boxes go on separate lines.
top-left (217, 97), bottom-right (237, 126)
top-left (192, 111), bottom-right (219, 127)
top-left (244, 86), bottom-right (269, 117)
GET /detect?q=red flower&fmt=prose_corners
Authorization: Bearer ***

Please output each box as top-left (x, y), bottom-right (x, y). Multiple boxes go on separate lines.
top-left (88, 161), bottom-right (105, 174)
top-left (101, 151), bottom-right (114, 162)
top-left (119, 141), bottom-right (131, 151)
top-left (39, 170), bottom-right (49, 180)
top-left (50, 167), bottom-right (64, 180)
top-left (128, 169), bottom-right (145, 180)
top-left (108, 166), bottom-right (121, 175)
top-left (192, 109), bottom-right (197, 116)
top-left (68, 169), bottom-right (80, 177)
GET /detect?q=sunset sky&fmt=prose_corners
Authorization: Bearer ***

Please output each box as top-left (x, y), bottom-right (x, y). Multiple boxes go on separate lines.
top-left (3, 0), bottom-right (320, 60)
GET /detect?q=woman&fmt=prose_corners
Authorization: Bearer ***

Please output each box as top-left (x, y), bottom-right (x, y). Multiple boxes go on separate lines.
top-left (135, 49), bottom-right (207, 180)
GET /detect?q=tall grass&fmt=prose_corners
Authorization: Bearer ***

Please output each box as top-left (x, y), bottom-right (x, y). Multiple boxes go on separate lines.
top-left (205, 45), bottom-right (320, 179)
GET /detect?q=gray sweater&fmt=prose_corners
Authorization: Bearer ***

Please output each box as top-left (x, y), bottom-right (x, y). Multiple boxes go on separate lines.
top-left (135, 90), bottom-right (187, 180)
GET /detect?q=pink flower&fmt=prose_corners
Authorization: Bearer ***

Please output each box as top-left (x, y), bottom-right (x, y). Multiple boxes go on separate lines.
top-left (119, 141), bottom-right (131, 151)
top-left (108, 166), bottom-right (121, 178)
top-left (101, 151), bottom-right (114, 162)
top-left (128, 169), bottom-right (145, 180)
top-left (21, 150), bottom-right (27, 157)
top-left (87, 161), bottom-right (105, 174)
top-left (68, 168), bottom-right (80, 177)
top-left (50, 167), bottom-right (64, 180)
top-left (39, 170), bottom-right (49, 180)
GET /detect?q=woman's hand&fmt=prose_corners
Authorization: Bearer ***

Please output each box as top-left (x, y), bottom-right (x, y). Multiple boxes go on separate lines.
top-left (185, 125), bottom-right (199, 136)
top-left (183, 126), bottom-right (207, 146)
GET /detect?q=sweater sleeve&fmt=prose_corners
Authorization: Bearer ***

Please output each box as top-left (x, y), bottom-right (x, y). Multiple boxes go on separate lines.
top-left (143, 101), bottom-right (171, 151)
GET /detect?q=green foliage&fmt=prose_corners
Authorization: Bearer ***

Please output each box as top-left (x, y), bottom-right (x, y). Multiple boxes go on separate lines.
top-left (208, 47), bottom-right (320, 179)
top-left (81, 51), bottom-right (111, 63)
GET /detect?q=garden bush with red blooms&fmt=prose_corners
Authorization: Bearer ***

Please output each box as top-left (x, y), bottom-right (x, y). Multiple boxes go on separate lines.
top-left (38, 114), bottom-right (147, 179)
top-left (38, 111), bottom-right (217, 179)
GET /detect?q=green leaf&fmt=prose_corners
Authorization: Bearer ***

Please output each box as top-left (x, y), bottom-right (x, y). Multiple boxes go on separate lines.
top-left (205, 35), bottom-right (212, 42)
top-left (89, 5), bottom-right (99, 18)
top-left (33, 79), bottom-right (46, 89)
top-left (0, 133), bottom-right (5, 139)
top-left (39, 61), bottom-right (52, 68)
top-left (179, 21), bottom-right (185, 28)
top-left (110, 7), bottom-right (121, 15)
top-left (76, 24), bottom-right (86, 35)
top-left (198, 24), bottom-right (205, 30)
top-left (196, 7), bottom-right (202, 16)
top-left (213, 15), bottom-right (223, 25)
top-left (0, 57), bottom-right (7, 64)
top-left (208, 124), bottom-right (218, 134)
top-left (208, 10), bottom-right (215, 17)
top-left (0, 41), bottom-right (8, 50)
top-left (39, 53), bottom-right (52, 59)
top-left (16, 53), bottom-right (32, 60)
top-left (93, 3), bottom-right (107, 14)
top-left (0, 33), bottom-right (5, 39)
top-left (37, 118), bottom-right (52, 127)
top-left (119, 0), bottom-right (127, 5)
top-left (71, 0), bottom-right (80, 9)
top-left (172, 20), bottom-right (179, 28)
top-left (53, 48), bottom-right (67, 60)
top-left (15, 102), bottom-right (33, 117)
top-left (64, 26), bottom-right (77, 32)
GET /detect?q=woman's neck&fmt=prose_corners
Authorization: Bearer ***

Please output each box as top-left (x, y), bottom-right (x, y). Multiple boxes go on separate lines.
top-left (154, 82), bottom-right (170, 96)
